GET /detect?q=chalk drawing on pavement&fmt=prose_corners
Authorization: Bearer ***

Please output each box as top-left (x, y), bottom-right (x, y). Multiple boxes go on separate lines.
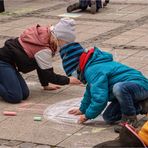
top-left (43, 97), bottom-right (105, 124)
top-left (58, 13), bottom-right (82, 18)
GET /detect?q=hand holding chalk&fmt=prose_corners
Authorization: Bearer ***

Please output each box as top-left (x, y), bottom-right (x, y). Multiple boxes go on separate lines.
top-left (78, 115), bottom-right (88, 124)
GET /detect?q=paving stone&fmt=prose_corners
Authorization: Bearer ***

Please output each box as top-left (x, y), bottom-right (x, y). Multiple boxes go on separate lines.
top-left (0, 14), bottom-right (11, 21)
top-left (16, 121), bottom-right (83, 145)
top-left (35, 145), bottom-right (51, 148)
top-left (139, 66), bottom-right (148, 77)
top-left (58, 125), bottom-right (118, 148)
top-left (0, 114), bottom-right (46, 140)
top-left (119, 12), bottom-right (147, 21)
top-left (109, 0), bottom-right (148, 4)
top-left (4, 0), bottom-right (63, 13)
top-left (76, 21), bottom-right (123, 42)
top-left (41, 89), bottom-right (81, 105)
top-left (0, 139), bottom-right (9, 145)
top-left (18, 142), bottom-right (37, 148)
top-left (122, 57), bottom-right (147, 70)
top-left (0, 146), bottom-right (11, 148)
top-left (4, 140), bottom-right (22, 147)
top-left (103, 33), bottom-right (144, 46)
top-left (0, 18), bottom-right (58, 37)
top-left (127, 35), bottom-right (148, 47)
top-left (58, 85), bottom-right (85, 98)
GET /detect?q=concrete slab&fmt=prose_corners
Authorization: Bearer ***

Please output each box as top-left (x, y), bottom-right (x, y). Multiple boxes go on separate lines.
top-left (0, 113), bottom-right (46, 140)
top-left (140, 66), bottom-right (148, 77)
top-left (0, 17), bottom-right (58, 37)
top-left (0, 116), bottom-right (8, 123)
top-left (0, 14), bottom-right (11, 21)
top-left (35, 145), bottom-right (51, 148)
top-left (122, 56), bottom-right (147, 70)
top-left (62, 85), bottom-right (85, 97)
top-left (41, 90), bottom-right (80, 105)
top-left (4, 140), bottom-right (22, 147)
top-left (75, 21), bottom-right (124, 42)
top-left (119, 12), bottom-right (147, 21)
top-left (115, 0), bottom-right (148, 4)
top-left (0, 146), bottom-right (11, 148)
top-left (103, 34), bottom-right (144, 46)
top-left (107, 48), bottom-right (140, 62)
top-left (4, 0), bottom-right (64, 14)
top-left (17, 120), bottom-right (83, 145)
top-left (127, 35), bottom-right (148, 47)
top-left (58, 125), bottom-right (118, 148)
top-left (18, 142), bottom-right (37, 148)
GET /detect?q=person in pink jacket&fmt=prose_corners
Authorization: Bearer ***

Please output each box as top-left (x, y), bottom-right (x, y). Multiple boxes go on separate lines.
top-left (0, 18), bottom-right (80, 103)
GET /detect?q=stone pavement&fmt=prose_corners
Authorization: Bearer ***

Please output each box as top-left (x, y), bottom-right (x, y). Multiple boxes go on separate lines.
top-left (0, 0), bottom-right (148, 147)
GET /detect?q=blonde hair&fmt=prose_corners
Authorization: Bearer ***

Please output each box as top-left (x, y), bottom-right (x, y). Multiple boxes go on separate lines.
top-left (48, 30), bottom-right (59, 56)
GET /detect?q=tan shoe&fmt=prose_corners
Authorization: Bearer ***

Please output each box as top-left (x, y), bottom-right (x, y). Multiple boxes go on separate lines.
top-left (90, 0), bottom-right (96, 14)
top-left (103, 0), bottom-right (109, 7)
top-left (67, 3), bottom-right (80, 13)
top-left (114, 115), bottom-right (138, 133)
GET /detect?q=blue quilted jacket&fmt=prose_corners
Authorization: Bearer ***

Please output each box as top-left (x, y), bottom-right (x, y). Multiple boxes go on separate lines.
top-left (79, 47), bottom-right (148, 119)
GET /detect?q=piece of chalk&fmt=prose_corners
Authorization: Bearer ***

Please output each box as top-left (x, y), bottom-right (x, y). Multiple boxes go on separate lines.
top-left (3, 111), bottom-right (17, 116)
top-left (34, 116), bottom-right (42, 121)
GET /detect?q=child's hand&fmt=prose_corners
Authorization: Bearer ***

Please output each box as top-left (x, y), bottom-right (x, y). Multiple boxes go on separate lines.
top-left (68, 108), bottom-right (83, 115)
top-left (69, 76), bottom-right (81, 85)
top-left (43, 84), bottom-right (61, 91)
top-left (78, 115), bottom-right (88, 124)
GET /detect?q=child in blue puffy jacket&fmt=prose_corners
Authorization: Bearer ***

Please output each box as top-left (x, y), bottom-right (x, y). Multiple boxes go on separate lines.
top-left (59, 42), bottom-right (148, 133)
top-left (67, 0), bottom-right (109, 14)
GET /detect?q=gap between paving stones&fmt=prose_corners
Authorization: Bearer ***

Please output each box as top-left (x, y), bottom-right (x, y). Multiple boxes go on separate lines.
top-left (81, 15), bottom-right (148, 46)
top-left (111, 2), bottom-right (148, 5)
top-left (0, 138), bottom-right (61, 147)
top-left (100, 43), bottom-right (148, 51)
top-left (55, 126), bottom-right (85, 147)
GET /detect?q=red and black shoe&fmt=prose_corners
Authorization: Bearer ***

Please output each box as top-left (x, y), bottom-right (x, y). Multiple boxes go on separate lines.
top-left (114, 115), bottom-right (138, 133)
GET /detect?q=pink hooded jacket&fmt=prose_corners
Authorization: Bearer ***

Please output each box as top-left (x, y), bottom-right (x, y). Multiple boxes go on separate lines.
top-left (18, 24), bottom-right (51, 58)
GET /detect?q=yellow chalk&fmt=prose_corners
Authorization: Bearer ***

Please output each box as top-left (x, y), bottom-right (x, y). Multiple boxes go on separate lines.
top-left (92, 127), bottom-right (106, 133)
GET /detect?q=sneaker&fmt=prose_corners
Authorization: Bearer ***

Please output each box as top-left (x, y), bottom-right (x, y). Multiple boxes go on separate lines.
top-left (103, 0), bottom-right (109, 7)
top-left (134, 115), bottom-right (148, 128)
top-left (90, 0), bottom-right (97, 14)
top-left (67, 3), bottom-right (80, 13)
top-left (139, 98), bottom-right (148, 114)
top-left (114, 115), bottom-right (138, 133)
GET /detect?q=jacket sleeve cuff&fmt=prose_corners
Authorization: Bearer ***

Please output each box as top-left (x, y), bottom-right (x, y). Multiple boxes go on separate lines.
top-left (79, 106), bottom-right (86, 114)
top-left (85, 113), bottom-right (92, 119)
